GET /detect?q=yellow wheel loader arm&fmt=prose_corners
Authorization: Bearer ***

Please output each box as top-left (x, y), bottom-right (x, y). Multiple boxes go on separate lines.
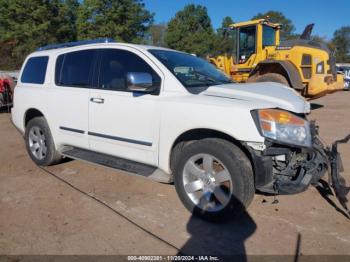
top-left (209, 55), bottom-right (234, 76)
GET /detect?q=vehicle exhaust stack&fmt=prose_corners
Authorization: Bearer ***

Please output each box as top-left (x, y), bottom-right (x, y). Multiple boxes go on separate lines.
top-left (300, 23), bottom-right (314, 40)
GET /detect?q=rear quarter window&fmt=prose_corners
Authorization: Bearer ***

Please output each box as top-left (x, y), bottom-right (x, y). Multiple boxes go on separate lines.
top-left (21, 56), bottom-right (49, 84)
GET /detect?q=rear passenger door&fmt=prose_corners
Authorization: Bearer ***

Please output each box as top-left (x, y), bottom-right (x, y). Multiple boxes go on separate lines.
top-left (52, 49), bottom-right (98, 149)
top-left (88, 48), bottom-right (162, 166)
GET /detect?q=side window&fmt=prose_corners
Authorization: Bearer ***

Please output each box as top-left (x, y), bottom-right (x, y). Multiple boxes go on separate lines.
top-left (263, 25), bottom-right (276, 47)
top-left (21, 56), bottom-right (49, 84)
top-left (55, 49), bottom-right (97, 88)
top-left (98, 49), bottom-right (161, 92)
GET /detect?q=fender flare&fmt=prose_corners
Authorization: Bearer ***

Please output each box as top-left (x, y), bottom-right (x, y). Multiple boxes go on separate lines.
top-left (250, 60), bottom-right (304, 90)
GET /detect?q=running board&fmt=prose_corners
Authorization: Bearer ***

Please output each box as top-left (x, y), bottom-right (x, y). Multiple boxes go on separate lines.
top-left (61, 147), bottom-right (173, 184)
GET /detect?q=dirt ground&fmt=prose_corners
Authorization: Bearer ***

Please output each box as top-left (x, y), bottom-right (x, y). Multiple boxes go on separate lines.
top-left (0, 91), bottom-right (349, 257)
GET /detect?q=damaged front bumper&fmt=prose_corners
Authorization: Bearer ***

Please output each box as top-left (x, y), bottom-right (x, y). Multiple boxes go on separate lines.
top-left (245, 123), bottom-right (350, 214)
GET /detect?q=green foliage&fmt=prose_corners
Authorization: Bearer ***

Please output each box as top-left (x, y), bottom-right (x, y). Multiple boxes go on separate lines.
top-left (144, 23), bottom-right (167, 46)
top-left (310, 35), bottom-right (336, 52)
top-left (331, 26), bottom-right (350, 63)
top-left (214, 16), bottom-right (236, 55)
top-left (76, 0), bottom-right (153, 43)
top-left (251, 10), bottom-right (295, 40)
top-left (0, 0), bottom-right (78, 70)
top-left (64, 0), bottom-right (80, 41)
top-left (309, 35), bottom-right (327, 43)
top-left (165, 4), bottom-right (215, 57)
top-left (221, 16), bottom-right (234, 28)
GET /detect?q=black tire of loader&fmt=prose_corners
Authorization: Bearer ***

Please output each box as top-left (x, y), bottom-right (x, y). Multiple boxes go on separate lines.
top-left (250, 73), bottom-right (290, 86)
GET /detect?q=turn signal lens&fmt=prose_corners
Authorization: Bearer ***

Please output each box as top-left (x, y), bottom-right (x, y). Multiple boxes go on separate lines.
top-left (253, 109), bottom-right (311, 147)
top-left (259, 109), bottom-right (305, 127)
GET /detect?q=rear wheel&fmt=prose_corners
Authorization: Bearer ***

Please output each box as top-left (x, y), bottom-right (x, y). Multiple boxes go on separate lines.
top-left (249, 73), bottom-right (290, 86)
top-left (173, 138), bottom-right (254, 222)
top-left (25, 117), bottom-right (62, 166)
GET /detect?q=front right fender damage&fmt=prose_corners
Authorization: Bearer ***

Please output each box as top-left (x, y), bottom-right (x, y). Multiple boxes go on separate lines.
top-left (245, 124), bottom-right (350, 216)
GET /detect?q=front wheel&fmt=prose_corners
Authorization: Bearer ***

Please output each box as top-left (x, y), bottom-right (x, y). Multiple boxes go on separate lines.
top-left (174, 138), bottom-right (254, 221)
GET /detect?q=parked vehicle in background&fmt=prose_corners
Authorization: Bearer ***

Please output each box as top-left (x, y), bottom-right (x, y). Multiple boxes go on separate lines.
top-left (0, 72), bottom-right (16, 110)
top-left (336, 64), bottom-right (350, 90)
top-left (11, 39), bottom-right (349, 221)
top-left (0, 70), bottom-right (19, 81)
top-left (209, 18), bottom-right (345, 97)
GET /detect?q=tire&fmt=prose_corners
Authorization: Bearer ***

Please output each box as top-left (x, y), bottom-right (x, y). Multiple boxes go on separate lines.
top-left (250, 73), bottom-right (290, 86)
top-left (25, 117), bottom-right (62, 166)
top-left (174, 138), bottom-right (254, 222)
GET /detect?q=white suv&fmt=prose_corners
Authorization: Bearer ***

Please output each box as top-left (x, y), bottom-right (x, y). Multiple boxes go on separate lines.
top-left (12, 39), bottom-right (328, 221)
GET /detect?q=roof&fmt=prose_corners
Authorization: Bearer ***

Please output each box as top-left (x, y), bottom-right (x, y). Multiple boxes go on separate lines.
top-left (230, 19), bottom-right (281, 29)
top-left (33, 39), bottom-right (173, 56)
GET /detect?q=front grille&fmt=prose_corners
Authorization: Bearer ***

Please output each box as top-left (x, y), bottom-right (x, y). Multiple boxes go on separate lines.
top-left (302, 68), bottom-right (312, 79)
top-left (301, 54), bottom-right (312, 79)
top-left (302, 54), bottom-right (312, 65)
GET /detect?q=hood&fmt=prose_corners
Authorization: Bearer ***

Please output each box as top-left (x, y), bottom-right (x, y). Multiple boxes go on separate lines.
top-left (200, 82), bottom-right (310, 114)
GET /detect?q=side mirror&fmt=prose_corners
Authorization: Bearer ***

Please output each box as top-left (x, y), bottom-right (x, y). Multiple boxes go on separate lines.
top-left (126, 72), bottom-right (154, 92)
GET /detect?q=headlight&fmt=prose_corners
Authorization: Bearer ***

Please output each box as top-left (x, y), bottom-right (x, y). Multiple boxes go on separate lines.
top-left (252, 109), bottom-right (312, 147)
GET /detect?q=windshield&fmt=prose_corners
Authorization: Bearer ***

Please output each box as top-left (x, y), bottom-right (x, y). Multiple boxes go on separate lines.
top-left (149, 49), bottom-right (233, 89)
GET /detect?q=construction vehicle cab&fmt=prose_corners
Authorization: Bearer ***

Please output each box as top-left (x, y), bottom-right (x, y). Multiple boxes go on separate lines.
top-left (209, 18), bottom-right (345, 97)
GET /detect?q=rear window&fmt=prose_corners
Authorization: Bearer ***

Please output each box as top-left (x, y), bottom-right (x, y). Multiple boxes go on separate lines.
top-left (55, 49), bottom-right (97, 88)
top-left (21, 56), bottom-right (49, 84)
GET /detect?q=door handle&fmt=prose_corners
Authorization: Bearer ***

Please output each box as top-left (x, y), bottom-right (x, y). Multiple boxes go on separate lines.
top-left (90, 97), bottom-right (104, 104)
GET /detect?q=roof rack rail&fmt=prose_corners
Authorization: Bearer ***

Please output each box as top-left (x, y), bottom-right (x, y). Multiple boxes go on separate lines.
top-left (37, 38), bottom-right (116, 51)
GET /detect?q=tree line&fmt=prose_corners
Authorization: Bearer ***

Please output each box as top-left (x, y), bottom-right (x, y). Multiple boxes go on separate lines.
top-left (0, 0), bottom-right (349, 70)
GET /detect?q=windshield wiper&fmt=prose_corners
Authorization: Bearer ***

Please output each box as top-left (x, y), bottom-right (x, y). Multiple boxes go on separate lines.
top-left (192, 71), bottom-right (232, 86)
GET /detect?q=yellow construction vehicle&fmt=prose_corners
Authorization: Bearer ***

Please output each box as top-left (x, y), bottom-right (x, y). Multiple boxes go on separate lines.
top-left (209, 18), bottom-right (345, 97)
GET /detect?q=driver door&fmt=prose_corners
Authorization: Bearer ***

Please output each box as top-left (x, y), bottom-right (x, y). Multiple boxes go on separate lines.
top-left (88, 48), bottom-right (162, 166)
top-left (237, 26), bottom-right (257, 66)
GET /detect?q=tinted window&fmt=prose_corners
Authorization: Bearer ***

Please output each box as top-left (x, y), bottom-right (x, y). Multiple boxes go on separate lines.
top-left (56, 49), bottom-right (96, 87)
top-left (98, 49), bottom-right (161, 91)
top-left (239, 26), bottom-right (256, 64)
top-left (21, 56), bottom-right (48, 84)
top-left (263, 25), bottom-right (276, 47)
